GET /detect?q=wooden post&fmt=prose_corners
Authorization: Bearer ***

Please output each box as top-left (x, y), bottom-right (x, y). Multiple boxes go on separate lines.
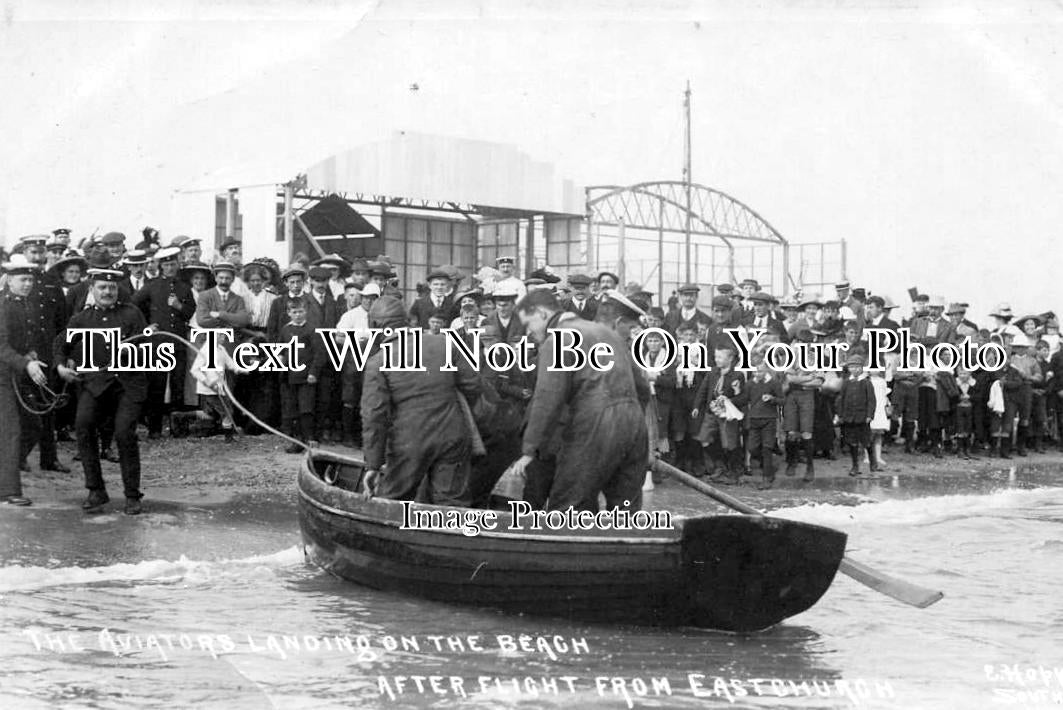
top-left (294, 213), bottom-right (328, 259)
top-left (283, 183), bottom-right (294, 262)
top-left (225, 189), bottom-right (236, 239)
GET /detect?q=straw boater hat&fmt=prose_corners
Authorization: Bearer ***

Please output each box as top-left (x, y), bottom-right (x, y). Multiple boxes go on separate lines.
top-left (122, 249), bottom-right (150, 266)
top-left (989, 302), bottom-right (1013, 320)
top-left (313, 253), bottom-right (352, 278)
top-left (212, 261), bottom-right (237, 276)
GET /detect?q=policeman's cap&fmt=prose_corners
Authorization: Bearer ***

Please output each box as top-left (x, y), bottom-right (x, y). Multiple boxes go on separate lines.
top-left (87, 268), bottom-right (125, 283)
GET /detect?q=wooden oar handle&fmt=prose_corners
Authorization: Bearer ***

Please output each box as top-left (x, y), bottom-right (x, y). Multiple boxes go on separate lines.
top-left (650, 457), bottom-right (763, 516)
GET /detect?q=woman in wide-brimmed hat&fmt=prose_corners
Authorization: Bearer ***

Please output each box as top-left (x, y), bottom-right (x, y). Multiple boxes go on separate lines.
top-left (48, 253), bottom-right (88, 297)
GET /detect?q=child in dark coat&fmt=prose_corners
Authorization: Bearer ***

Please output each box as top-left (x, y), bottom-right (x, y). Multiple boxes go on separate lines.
top-left (746, 359), bottom-right (784, 489)
top-left (835, 355), bottom-right (877, 476)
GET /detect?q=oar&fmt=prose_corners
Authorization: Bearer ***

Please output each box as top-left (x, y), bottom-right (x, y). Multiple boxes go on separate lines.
top-left (650, 457), bottom-right (944, 609)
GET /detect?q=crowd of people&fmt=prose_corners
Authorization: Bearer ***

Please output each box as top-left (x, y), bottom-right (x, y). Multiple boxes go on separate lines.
top-left (0, 225), bottom-right (1059, 512)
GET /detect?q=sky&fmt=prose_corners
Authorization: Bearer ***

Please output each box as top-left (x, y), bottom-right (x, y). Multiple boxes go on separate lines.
top-left (2, 0), bottom-right (1061, 321)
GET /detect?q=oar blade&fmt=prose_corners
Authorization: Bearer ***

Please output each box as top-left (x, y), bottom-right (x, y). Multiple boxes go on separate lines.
top-left (838, 558), bottom-right (944, 609)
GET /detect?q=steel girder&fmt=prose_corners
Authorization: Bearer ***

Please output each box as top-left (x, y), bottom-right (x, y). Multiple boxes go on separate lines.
top-left (586, 181), bottom-right (787, 246)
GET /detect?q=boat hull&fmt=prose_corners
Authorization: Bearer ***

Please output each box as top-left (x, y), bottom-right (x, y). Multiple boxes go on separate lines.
top-left (298, 453), bottom-right (846, 632)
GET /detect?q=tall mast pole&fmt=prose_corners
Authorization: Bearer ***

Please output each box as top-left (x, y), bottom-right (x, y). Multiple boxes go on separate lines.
top-left (683, 81), bottom-right (693, 284)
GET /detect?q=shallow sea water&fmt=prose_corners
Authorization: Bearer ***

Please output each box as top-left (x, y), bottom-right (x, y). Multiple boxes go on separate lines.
top-left (1, 467), bottom-right (1061, 709)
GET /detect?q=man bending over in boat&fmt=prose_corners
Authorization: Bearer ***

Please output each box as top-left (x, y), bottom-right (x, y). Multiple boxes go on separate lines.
top-left (360, 296), bottom-right (483, 505)
top-left (503, 289), bottom-right (649, 513)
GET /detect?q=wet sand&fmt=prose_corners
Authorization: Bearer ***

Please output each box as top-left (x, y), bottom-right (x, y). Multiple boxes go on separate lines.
top-left (14, 433), bottom-right (1060, 515)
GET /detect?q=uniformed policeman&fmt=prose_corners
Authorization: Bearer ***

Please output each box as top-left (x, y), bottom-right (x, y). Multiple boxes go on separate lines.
top-left (15, 235), bottom-right (70, 473)
top-left (132, 246), bottom-right (196, 438)
top-left (56, 268), bottom-right (150, 514)
top-left (173, 236), bottom-right (202, 266)
top-left (1, 256), bottom-right (51, 506)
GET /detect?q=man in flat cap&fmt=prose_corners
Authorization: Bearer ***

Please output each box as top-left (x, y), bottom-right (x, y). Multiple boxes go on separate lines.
top-left (56, 269), bottom-right (150, 515)
top-left (409, 268), bottom-right (457, 329)
top-left (738, 278), bottom-right (759, 312)
top-left (494, 255), bottom-right (527, 300)
top-left (132, 246), bottom-right (196, 438)
top-left (741, 291), bottom-right (788, 340)
top-left (863, 295), bottom-right (900, 334)
top-left (561, 273), bottom-right (598, 320)
top-left (594, 270), bottom-right (619, 302)
top-left (664, 283), bottom-right (711, 334)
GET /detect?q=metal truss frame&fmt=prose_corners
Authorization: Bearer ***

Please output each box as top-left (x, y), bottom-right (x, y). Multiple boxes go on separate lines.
top-left (586, 181), bottom-right (787, 246)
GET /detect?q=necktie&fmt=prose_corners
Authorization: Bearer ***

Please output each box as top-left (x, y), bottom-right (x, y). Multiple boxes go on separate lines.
top-left (434, 297), bottom-right (442, 308)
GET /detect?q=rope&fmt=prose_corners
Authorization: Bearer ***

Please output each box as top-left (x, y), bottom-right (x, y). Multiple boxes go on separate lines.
top-left (12, 375), bottom-right (69, 415)
top-left (41, 326), bottom-right (369, 468)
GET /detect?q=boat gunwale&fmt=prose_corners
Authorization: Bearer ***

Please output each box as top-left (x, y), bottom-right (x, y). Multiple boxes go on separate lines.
top-left (298, 458), bottom-right (691, 545)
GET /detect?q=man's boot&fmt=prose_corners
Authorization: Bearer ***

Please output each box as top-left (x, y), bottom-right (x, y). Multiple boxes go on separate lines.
top-left (1032, 433), bottom-right (1045, 454)
top-left (848, 444), bottom-right (861, 477)
top-left (1000, 436), bottom-right (1012, 459)
top-left (784, 440), bottom-right (798, 477)
top-left (1016, 426), bottom-right (1028, 457)
top-left (932, 431), bottom-right (944, 459)
top-left (902, 423), bottom-right (914, 454)
top-left (700, 446), bottom-right (715, 479)
top-left (868, 445), bottom-right (881, 472)
top-left (803, 439), bottom-right (815, 482)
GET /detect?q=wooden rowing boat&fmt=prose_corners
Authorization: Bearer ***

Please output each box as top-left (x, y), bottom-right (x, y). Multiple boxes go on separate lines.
top-left (298, 450), bottom-right (847, 632)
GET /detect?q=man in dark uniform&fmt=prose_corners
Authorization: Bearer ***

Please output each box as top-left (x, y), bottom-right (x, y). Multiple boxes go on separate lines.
top-left (361, 296), bottom-right (483, 505)
top-left (505, 289), bottom-right (649, 513)
top-left (51, 228), bottom-right (73, 250)
top-left (56, 269), bottom-right (150, 514)
top-left (16, 235), bottom-right (71, 473)
top-left (132, 246), bottom-right (195, 438)
top-left (1, 256), bottom-right (52, 505)
top-left (560, 273), bottom-right (597, 320)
